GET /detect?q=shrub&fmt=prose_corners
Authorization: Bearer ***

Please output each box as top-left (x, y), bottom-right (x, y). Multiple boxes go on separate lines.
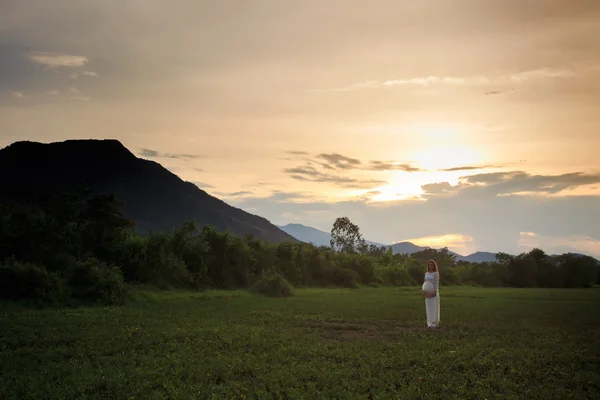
top-left (328, 266), bottom-right (360, 289)
top-left (143, 233), bottom-right (192, 288)
top-left (439, 267), bottom-right (461, 285)
top-left (115, 233), bottom-right (148, 282)
top-left (407, 263), bottom-right (424, 285)
top-left (337, 254), bottom-right (376, 284)
top-left (251, 272), bottom-right (294, 298)
top-left (0, 258), bottom-right (68, 306)
top-left (64, 257), bottom-right (128, 305)
top-left (378, 266), bottom-right (415, 286)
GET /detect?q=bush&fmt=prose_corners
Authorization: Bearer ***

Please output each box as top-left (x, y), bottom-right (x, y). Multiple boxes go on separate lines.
top-left (143, 233), bottom-right (192, 288)
top-left (328, 266), bottom-right (360, 289)
top-left (337, 254), bottom-right (376, 284)
top-left (407, 263), bottom-right (424, 285)
top-left (378, 266), bottom-right (415, 286)
top-left (64, 257), bottom-right (128, 305)
top-left (0, 259), bottom-right (68, 306)
top-left (251, 272), bottom-right (294, 298)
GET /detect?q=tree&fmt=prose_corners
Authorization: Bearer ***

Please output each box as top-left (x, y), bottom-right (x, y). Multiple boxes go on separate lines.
top-left (330, 217), bottom-right (366, 254)
top-left (81, 194), bottom-right (136, 263)
top-left (557, 253), bottom-right (598, 288)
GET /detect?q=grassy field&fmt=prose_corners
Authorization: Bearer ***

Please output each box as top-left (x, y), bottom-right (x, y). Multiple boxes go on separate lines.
top-left (1, 286), bottom-right (599, 399)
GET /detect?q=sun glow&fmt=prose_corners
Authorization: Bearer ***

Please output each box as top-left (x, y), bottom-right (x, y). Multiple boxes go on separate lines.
top-left (410, 121), bottom-right (461, 140)
top-left (398, 234), bottom-right (476, 255)
top-left (327, 121), bottom-right (492, 203)
top-left (376, 121), bottom-right (487, 171)
top-left (363, 169), bottom-right (469, 203)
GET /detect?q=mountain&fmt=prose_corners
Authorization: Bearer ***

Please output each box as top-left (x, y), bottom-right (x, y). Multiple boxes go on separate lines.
top-left (279, 223), bottom-right (500, 262)
top-left (277, 223), bottom-right (386, 248)
top-left (278, 224), bottom-right (433, 255)
top-left (457, 251), bottom-right (497, 263)
top-left (277, 224), bottom-right (332, 247)
top-left (0, 139), bottom-right (296, 243)
top-left (388, 241), bottom-right (428, 255)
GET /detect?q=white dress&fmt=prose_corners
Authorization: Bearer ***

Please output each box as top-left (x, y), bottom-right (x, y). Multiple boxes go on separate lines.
top-left (424, 272), bottom-right (440, 327)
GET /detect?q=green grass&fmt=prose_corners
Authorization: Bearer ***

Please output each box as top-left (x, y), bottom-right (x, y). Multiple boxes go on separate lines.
top-left (1, 286), bottom-right (599, 399)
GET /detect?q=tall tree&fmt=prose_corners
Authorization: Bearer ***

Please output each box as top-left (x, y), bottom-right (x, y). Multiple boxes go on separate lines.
top-left (330, 217), bottom-right (366, 254)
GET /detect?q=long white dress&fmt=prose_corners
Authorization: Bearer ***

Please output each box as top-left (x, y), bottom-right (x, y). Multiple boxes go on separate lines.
top-left (424, 272), bottom-right (440, 327)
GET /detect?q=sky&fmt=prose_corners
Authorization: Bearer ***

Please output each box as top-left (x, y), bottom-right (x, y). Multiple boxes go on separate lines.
top-left (2, 0), bottom-right (600, 257)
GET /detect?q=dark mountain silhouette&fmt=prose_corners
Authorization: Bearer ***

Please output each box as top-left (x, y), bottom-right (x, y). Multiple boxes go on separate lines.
top-left (0, 139), bottom-right (296, 243)
top-left (278, 223), bottom-right (499, 262)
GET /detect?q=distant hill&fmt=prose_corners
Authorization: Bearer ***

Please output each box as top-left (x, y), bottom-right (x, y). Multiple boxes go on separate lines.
top-left (277, 224), bottom-right (332, 247)
top-left (0, 139), bottom-right (296, 243)
top-left (277, 223), bottom-right (386, 248)
top-left (388, 241), bottom-right (428, 255)
top-left (279, 223), bottom-right (500, 262)
top-left (458, 251), bottom-right (498, 263)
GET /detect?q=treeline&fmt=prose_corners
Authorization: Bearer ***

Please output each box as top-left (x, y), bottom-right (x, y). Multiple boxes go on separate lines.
top-left (1, 192), bottom-right (598, 306)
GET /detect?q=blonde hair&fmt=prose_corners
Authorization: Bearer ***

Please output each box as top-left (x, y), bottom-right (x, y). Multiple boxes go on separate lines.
top-left (426, 259), bottom-right (439, 273)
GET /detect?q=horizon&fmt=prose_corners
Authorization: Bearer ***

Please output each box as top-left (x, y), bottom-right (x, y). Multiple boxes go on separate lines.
top-left (2, 1), bottom-right (600, 257)
top-left (276, 222), bottom-right (598, 258)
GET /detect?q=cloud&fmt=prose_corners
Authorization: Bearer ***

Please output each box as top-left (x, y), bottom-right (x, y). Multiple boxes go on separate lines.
top-left (139, 148), bottom-right (204, 160)
top-left (460, 171), bottom-right (600, 195)
top-left (11, 91), bottom-right (24, 98)
top-left (421, 182), bottom-right (455, 196)
top-left (68, 87), bottom-right (79, 93)
top-left (139, 148), bottom-right (159, 157)
top-left (214, 190), bottom-right (255, 198)
top-left (519, 232), bottom-right (600, 258)
top-left (312, 76), bottom-right (482, 92)
top-left (509, 68), bottom-right (575, 82)
top-left (258, 190), bottom-right (323, 204)
top-left (285, 152), bottom-right (420, 173)
top-left (70, 96), bottom-right (91, 101)
top-left (484, 89), bottom-right (516, 96)
top-left (368, 160), bottom-right (421, 172)
top-left (25, 51), bottom-right (88, 69)
top-left (286, 150), bottom-right (310, 156)
top-left (313, 67), bottom-right (584, 93)
top-left (192, 181), bottom-right (214, 189)
top-left (438, 165), bottom-right (499, 172)
top-left (71, 71), bottom-right (98, 79)
top-left (317, 153), bottom-right (361, 170)
top-left (47, 90), bottom-right (60, 95)
top-left (284, 165), bottom-right (386, 189)
top-left (418, 171), bottom-right (600, 199)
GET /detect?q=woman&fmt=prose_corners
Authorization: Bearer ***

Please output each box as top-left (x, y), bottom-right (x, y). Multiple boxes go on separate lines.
top-left (423, 259), bottom-right (440, 329)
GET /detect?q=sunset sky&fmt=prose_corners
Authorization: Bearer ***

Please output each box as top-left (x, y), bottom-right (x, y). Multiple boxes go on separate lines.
top-left (2, 0), bottom-right (600, 257)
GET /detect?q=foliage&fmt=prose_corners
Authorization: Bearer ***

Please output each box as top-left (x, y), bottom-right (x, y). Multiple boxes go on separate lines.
top-left (376, 265), bottom-right (416, 286)
top-left (1, 190), bottom-right (598, 306)
top-left (251, 272), bottom-right (294, 298)
top-left (63, 257), bottom-right (128, 305)
top-left (0, 259), bottom-right (69, 306)
top-left (330, 216), bottom-right (367, 254)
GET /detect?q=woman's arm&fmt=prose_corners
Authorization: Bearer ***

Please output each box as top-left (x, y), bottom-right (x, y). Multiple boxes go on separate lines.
top-left (434, 273), bottom-right (439, 294)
